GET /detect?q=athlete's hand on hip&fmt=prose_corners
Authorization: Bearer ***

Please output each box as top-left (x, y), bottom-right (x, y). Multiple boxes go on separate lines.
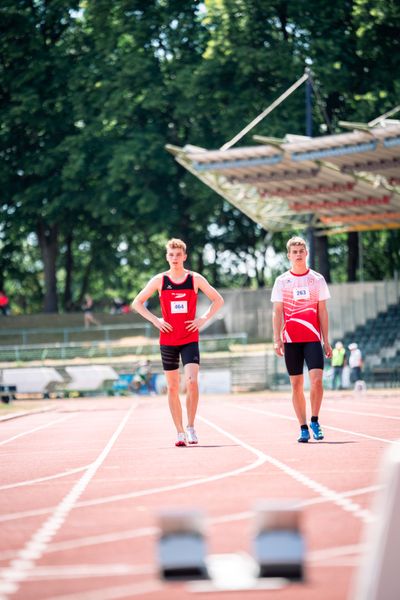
top-left (185, 317), bottom-right (206, 332)
top-left (154, 318), bottom-right (173, 333)
top-left (273, 340), bottom-right (284, 356)
top-left (323, 342), bottom-right (332, 359)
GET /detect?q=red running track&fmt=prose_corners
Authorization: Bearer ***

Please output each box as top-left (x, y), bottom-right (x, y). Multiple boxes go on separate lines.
top-left (0, 389), bottom-right (399, 600)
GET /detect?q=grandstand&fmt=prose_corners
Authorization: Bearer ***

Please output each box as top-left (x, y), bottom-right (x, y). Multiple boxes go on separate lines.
top-left (341, 302), bottom-right (400, 386)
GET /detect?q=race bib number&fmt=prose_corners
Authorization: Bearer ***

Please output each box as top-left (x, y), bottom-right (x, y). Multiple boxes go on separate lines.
top-left (171, 300), bottom-right (188, 313)
top-left (293, 287), bottom-right (310, 300)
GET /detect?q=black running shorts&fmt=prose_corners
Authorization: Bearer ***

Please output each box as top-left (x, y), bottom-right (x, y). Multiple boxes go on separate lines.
top-left (284, 341), bottom-right (324, 376)
top-left (160, 342), bottom-right (200, 371)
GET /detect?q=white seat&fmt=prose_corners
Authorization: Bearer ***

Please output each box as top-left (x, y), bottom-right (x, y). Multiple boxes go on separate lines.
top-left (2, 368), bottom-right (63, 393)
top-left (64, 365), bottom-right (118, 391)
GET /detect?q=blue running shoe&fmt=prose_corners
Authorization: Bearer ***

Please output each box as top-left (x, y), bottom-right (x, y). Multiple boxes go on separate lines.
top-left (297, 428), bottom-right (310, 443)
top-left (309, 421), bottom-right (324, 440)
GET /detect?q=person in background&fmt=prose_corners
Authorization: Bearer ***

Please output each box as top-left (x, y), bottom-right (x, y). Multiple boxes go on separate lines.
top-left (331, 341), bottom-right (346, 390)
top-left (82, 294), bottom-right (101, 328)
top-left (348, 343), bottom-right (363, 383)
top-left (0, 291), bottom-right (10, 316)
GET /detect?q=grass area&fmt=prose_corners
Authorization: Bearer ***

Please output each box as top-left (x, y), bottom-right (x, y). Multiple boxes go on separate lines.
top-left (0, 399), bottom-right (58, 418)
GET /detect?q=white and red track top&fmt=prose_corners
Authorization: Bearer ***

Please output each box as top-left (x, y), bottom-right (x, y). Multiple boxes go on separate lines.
top-left (271, 269), bottom-right (330, 343)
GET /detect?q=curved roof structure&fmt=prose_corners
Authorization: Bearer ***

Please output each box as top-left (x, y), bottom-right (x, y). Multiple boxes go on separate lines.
top-left (166, 118), bottom-right (400, 235)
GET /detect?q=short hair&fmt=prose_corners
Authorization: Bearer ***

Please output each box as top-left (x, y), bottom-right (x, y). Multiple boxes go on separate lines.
top-left (287, 236), bottom-right (307, 252)
top-left (166, 238), bottom-right (187, 253)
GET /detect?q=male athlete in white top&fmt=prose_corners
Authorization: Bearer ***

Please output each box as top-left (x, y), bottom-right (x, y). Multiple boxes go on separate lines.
top-left (271, 236), bottom-right (332, 442)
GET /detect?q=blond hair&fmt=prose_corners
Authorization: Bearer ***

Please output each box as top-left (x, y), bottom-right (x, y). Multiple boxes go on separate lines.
top-left (286, 236), bottom-right (307, 252)
top-left (166, 238), bottom-right (187, 253)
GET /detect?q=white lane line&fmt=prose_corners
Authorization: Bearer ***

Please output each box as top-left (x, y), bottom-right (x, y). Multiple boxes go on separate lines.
top-left (228, 403), bottom-right (400, 444)
top-left (324, 407), bottom-right (400, 420)
top-left (308, 543), bottom-right (366, 562)
top-left (301, 484), bottom-right (381, 507)
top-left (46, 581), bottom-right (163, 600)
top-left (22, 563), bottom-right (154, 579)
top-left (0, 449), bottom-right (268, 524)
top-left (0, 402), bottom-right (138, 600)
top-left (0, 482), bottom-right (380, 561)
top-left (0, 465), bottom-right (92, 491)
top-left (0, 412), bottom-right (380, 526)
top-left (198, 415), bottom-right (373, 523)
top-left (0, 416), bottom-right (75, 447)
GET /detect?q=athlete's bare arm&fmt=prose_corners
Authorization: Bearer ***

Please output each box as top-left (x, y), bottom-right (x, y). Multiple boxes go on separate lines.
top-left (272, 301), bottom-right (284, 356)
top-left (185, 274), bottom-right (224, 332)
top-left (318, 300), bottom-right (332, 358)
top-left (131, 275), bottom-right (173, 333)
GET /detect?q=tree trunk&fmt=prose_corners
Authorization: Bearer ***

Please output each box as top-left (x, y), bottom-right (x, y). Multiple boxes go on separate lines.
top-left (315, 235), bottom-right (331, 282)
top-left (63, 232), bottom-right (74, 312)
top-left (37, 220), bottom-right (58, 313)
top-left (347, 232), bottom-right (359, 282)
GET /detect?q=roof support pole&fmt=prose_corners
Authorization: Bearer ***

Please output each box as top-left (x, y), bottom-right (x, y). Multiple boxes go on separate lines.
top-left (220, 71), bottom-right (309, 151)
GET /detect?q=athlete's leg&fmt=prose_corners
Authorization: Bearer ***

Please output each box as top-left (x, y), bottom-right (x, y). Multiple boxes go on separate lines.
top-left (160, 345), bottom-right (184, 434)
top-left (285, 343), bottom-right (307, 425)
top-left (164, 369), bottom-right (184, 433)
top-left (309, 368), bottom-right (324, 416)
top-left (290, 374), bottom-right (307, 425)
top-left (304, 343), bottom-right (325, 418)
top-left (184, 363), bottom-right (199, 427)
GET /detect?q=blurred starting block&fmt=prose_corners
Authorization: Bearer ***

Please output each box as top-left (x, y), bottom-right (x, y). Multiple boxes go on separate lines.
top-left (252, 500), bottom-right (304, 580)
top-left (157, 503), bottom-right (305, 592)
top-left (157, 509), bottom-right (208, 580)
top-left (352, 442), bottom-right (400, 600)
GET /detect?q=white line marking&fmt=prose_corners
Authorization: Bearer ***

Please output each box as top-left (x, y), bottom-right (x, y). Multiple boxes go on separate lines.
top-left (323, 407), bottom-right (400, 420)
top-left (0, 403), bottom-right (137, 599)
top-left (0, 450), bottom-right (268, 524)
top-left (0, 482), bottom-right (380, 561)
top-left (198, 415), bottom-right (374, 523)
top-left (22, 563), bottom-right (154, 580)
top-left (0, 465), bottom-right (92, 491)
top-left (0, 416), bottom-right (75, 447)
top-left (301, 484), bottom-right (381, 507)
top-left (308, 543), bottom-right (366, 562)
top-left (46, 581), bottom-right (163, 600)
top-left (228, 403), bottom-right (400, 444)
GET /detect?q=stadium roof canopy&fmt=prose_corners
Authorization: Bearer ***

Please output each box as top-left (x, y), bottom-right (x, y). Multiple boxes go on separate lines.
top-left (166, 118), bottom-right (400, 236)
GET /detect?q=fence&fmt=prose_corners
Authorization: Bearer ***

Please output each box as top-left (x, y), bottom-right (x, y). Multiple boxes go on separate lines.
top-left (0, 333), bottom-right (248, 364)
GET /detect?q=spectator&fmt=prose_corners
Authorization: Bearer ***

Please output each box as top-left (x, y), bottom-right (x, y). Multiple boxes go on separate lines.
top-left (0, 290), bottom-right (10, 316)
top-left (121, 303), bottom-right (132, 314)
top-left (348, 343), bottom-right (363, 383)
top-left (82, 294), bottom-right (101, 328)
top-left (130, 360), bottom-right (154, 394)
top-left (331, 341), bottom-right (346, 390)
top-left (111, 297), bottom-right (124, 314)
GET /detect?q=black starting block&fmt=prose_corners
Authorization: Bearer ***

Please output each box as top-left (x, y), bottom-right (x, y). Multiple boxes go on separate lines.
top-left (157, 509), bottom-right (209, 580)
top-left (253, 501), bottom-right (305, 580)
top-left (0, 384), bottom-right (17, 404)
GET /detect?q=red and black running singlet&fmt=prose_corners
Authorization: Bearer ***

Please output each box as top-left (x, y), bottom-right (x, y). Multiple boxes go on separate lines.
top-left (159, 273), bottom-right (198, 346)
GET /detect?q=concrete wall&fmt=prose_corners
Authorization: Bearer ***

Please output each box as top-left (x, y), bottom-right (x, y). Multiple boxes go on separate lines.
top-left (217, 277), bottom-right (400, 342)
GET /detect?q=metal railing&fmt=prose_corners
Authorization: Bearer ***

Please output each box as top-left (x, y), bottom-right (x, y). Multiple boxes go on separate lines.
top-left (0, 323), bottom-right (153, 345)
top-left (0, 333), bottom-right (248, 363)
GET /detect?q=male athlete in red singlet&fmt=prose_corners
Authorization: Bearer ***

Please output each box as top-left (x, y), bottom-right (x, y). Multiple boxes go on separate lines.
top-left (271, 236), bottom-right (332, 443)
top-left (132, 239), bottom-right (224, 447)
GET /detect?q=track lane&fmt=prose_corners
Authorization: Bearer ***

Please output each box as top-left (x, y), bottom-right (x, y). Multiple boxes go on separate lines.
top-left (0, 391), bottom-right (397, 599)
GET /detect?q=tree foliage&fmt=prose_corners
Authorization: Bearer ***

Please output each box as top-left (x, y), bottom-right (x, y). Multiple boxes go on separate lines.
top-left (1, 0), bottom-right (399, 313)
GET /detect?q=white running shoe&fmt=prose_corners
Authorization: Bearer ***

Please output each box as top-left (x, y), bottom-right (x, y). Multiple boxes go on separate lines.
top-left (186, 426), bottom-right (198, 445)
top-left (175, 432), bottom-right (187, 447)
